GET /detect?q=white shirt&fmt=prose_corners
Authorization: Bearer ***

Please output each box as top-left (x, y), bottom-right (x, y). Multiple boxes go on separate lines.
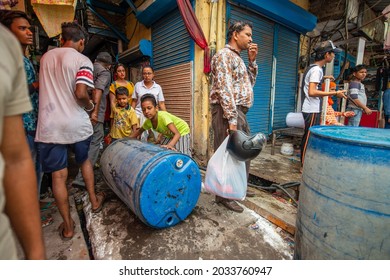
top-left (132, 80), bottom-right (165, 116)
top-left (302, 65), bottom-right (323, 113)
top-left (35, 47), bottom-right (94, 144)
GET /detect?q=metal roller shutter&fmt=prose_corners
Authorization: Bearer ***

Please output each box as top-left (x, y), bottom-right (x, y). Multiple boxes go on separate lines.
top-left (273, 26), bottom-right (299, 130)
top-left (154, 62), bottom-right (192, 125)
top-left (152, 8), bottom-right (193, 126)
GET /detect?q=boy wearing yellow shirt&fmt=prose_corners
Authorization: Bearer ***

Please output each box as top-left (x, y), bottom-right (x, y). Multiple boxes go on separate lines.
top-left (109, 87), bottom-right (139, 142)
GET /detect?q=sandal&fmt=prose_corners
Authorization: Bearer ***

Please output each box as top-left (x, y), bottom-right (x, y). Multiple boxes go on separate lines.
top-left (58, 221), bottom-right (75, 241)
top-left (41, 215), bottom-right (53, 228)
top-left (92, 192), bottom-right (106, 213)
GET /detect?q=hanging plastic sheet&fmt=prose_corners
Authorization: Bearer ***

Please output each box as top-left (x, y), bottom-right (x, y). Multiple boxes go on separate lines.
top-left (31, 0), bottom-right (77, 38)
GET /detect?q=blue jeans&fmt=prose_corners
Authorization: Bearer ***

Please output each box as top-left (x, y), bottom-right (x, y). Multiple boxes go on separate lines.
top-left (346, 108), bottom-right (363, 127)
top-left (385, 115), bottom-right (390, 129)
top-left (26, 132), bottom-right (43, 198)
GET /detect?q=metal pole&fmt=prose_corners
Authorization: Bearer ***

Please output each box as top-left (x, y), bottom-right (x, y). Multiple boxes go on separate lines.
top-left (321, 79), bottom-right (330, 125)
top-left (340, 82), bottom-right (349, 124)
top-left (356, 37), bottom-right (366, 65)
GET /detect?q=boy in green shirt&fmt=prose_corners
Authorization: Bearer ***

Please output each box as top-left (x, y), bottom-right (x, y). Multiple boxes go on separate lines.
top-left (130, 94), bottom-right (191, 156)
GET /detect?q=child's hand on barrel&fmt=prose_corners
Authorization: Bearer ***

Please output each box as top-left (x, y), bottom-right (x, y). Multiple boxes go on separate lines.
top-left (161, 144), bottom-right (177, 151)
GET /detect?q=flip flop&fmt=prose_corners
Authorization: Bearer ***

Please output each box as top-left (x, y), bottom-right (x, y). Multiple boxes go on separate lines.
top-left (41, 215), bottom-right (54, 228)
top-left (58, 221), bottom-right (75, 241)
top-left (92, 192), bottom-right (106, 213)
top-left (40, 201), bottom-right (56, 212)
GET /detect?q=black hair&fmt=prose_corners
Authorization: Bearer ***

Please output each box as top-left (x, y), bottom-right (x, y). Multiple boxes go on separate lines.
top-left (313, 50), bottom-right (334, 62)
top-left (314, 52), bottom-right (325, 62)
top-left (353, 64), bottom-right (367, 72)
top-left (114, 63), bottom-right (125, 73)
top-left (61, 22), bottom-right (89, 45)
top-left (0, 10), bottom-right (31, 29)
top-left (142, 65), bottom-right (154, 73)
top-left (115, 86), bottom-right (129, 97)
top-left (227, 20), bottom-right (253, 41)
top-left (140, 93), bottom-right (157, 107)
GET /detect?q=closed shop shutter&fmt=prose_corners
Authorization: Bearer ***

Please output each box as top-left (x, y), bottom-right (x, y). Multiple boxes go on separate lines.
top-left (273, 26), bottom-right (299, 130)
top-left (152, 8), bottom-right (193, 126)
top-left (230, 5), bottom-right (274, 134)
top-left (154, 62), bottom-right (192, 125)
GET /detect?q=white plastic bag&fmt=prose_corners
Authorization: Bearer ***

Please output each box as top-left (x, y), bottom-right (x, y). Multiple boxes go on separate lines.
top-left (204, 136), bottom-right (247, 200)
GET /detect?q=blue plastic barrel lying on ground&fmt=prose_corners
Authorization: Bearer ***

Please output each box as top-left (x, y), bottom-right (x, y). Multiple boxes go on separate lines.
top-left (295, 126), bottom-right (390, 259)
top-left (100, 139), bottom-right (201, 229)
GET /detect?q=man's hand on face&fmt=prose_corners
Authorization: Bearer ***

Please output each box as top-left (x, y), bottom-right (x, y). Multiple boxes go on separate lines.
top-left (248, 43), bottom-right (258, 63)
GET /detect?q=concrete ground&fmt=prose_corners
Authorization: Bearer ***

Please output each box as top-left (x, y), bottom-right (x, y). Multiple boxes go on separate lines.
top-left (82, 185), bottom-right (293, 260)
top-left (30, 182), bottom-right (294, 260)
top-left (16, 194), bottom-right (90, 260)
top-left (17, 139), bottom-right (299, 260)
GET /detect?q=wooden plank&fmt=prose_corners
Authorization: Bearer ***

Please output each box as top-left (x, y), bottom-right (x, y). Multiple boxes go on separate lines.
top-left (242, 188), bottom-right (297, 235)
top-left (246, 142), bottom-right (300, 235)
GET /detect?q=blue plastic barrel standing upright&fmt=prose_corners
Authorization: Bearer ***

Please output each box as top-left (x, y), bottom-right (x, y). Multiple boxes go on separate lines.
top-left (295, 126), bottom-right (390, 259)
top-left (100, 139), bottom-right (201, 229)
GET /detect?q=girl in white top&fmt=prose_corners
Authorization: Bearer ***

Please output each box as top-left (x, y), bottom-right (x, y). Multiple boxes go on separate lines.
top-left (131, 66), bottom-right (166, 141)
top-left (131, 66), bottom-right (166, 115)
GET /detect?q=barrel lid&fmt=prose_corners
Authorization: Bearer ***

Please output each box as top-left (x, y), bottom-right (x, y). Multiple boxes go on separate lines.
top-left (310, 126), bottom-right (390, 148)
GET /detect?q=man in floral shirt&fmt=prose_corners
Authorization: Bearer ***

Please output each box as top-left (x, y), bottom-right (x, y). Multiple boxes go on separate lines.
top-left (210, 20), bottom-right (258, 213)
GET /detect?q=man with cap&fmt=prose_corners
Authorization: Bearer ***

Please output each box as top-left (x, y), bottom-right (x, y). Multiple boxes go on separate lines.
top-left (300, 40), bottom-right (347, 169)
top-left (73, 51), bottom-right (113, 187)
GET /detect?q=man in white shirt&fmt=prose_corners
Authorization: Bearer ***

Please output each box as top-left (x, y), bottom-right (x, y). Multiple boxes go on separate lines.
top-left (35, 22), bottom-right (105, 241)
top-left (300, 40), bottom-right (347, 168)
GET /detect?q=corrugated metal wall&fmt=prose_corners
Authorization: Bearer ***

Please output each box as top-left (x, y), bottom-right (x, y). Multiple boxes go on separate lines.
top-left (152, 8), bottom-right (192, 70)
top-left (154, 62), bottom-right (192, 125)
top-left (273, 25), bottom-right (299, 130)
top-left (151, 8), bottom-right (193, 126)
top-left (230, 4), bottom-right (300, 134)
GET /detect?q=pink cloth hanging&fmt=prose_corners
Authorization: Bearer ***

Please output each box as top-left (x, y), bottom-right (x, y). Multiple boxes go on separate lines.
top-left (177, 0), bottom-right (210, 73)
